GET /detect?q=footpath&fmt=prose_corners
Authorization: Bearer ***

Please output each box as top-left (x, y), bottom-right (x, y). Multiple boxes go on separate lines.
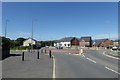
top-left (2, 50), bottom-right (53, 78)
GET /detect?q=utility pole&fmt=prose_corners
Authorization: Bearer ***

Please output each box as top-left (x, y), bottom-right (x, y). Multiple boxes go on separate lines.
top-left (32, 19), bottom-right (34, 40)
top-left (31, 19), bottom-right (34, 53)
top-left (109, 33), bottom-right (110, 40)
top-left (31, 18), bottom-right (37, 52)
top-left (108, 33), bottom-right (111, 49)
top-left (5, 19), bottom-right (9, 37)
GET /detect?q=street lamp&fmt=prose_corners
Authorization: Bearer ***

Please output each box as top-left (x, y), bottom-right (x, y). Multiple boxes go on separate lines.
top-left (31, 18), bottom-right (37, 52)
top-left (5, 19), bottom-right (9, 37)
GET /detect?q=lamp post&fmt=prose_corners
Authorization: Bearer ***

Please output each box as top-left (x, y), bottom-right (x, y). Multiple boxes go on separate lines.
top-left (31, 18), bottom-right (37, 53)
top-left (5, 19), bottom-right (9, 37)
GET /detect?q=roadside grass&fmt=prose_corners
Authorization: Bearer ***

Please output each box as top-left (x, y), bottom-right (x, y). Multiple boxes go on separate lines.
top-left (106, 51), bottom-right (120, 58)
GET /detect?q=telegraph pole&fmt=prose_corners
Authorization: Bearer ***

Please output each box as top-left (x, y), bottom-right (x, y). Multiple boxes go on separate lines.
top-left (31, 19), bottom-right (34, 53)
top-left (32, 19), bottom-right (34, 40)
top-left (31, 18), bottom-right (37, 52)
top-left (5, 19), bottom-right (9, 37)
top-left (109, 33), bottom-right (110, 40)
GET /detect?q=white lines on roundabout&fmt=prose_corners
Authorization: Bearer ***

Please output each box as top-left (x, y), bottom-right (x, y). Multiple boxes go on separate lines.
top-left (86, 57), bottom-right (97, 63)
top-left (105, 66), bottom-right (120, 75)
top-left (103, 51), bottom-right (120, 60)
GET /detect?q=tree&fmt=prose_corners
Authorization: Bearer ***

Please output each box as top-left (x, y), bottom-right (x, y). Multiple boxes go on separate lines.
top-left (15, 38), bottom-right (26, 46)
top-left (1, 37), bottom-right (11, 49)
top-left (10, 40), bottom-right (15, 48)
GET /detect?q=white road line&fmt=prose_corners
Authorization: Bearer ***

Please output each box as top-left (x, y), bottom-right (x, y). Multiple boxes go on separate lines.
top-left (82, 54), bottom-right (85, 57)
top-left (52, 55), bottom-right (56, 78)
top-left (86, 57), bottom-right (96, 63)
top-left (105, 67), bottom-right (120, 75)
top-left (69, 53), bottom-right (71, 54)
top-left (103, 51), bottom-right (120, 60)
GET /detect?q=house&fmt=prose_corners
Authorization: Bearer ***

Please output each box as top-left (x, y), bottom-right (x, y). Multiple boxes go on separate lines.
top-left (95, 39), bottom-right (113, 48)
top-left (113, 40), bottom-right (120, 47)
top-left (71, 37), bottom-right (79, 47)
top-left (79, 36), bottom-right (92, 47)
top-left (54, 40), bottom-right (62, 47)
top-left (23, 38), bottom-right (37, 46)
top-left (54, 37), bottom-right (79, 48)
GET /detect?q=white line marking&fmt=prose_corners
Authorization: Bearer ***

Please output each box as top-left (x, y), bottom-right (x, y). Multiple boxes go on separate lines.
top-left (103, 51), bottom-right (120, 60)
top-left (86, 57), bottom-right (96, 63)
top-left (69, 53), bottom-right (71, 54)
top-left (52, 55), bottom-right (56, 78)
top-left (82, 54), bottom-right (85, 57)
top-left (105, 67), bottom-right (120, 75)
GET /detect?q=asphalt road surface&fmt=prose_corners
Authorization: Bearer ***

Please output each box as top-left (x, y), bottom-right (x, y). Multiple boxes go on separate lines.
top-left (53, 49), bottom-right (119, 78)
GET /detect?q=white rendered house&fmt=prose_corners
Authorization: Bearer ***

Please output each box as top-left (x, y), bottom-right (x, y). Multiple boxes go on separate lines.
top-left (23, 38), bottom-right (36, 46)
top-left (54, 37), bottom-right (74, 48)
top-left (60, 42), bottom-right (71, 48)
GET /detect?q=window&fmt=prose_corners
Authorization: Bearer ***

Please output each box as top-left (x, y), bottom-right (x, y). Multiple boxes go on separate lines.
top-left (64, 44), bottom-right (66, 46)
top-left (68, 44), bottom-right (70, 46)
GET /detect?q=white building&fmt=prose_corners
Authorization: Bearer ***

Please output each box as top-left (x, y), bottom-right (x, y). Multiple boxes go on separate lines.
top-left (61, 42), bottom-right (71, 48)
top-left (23, 38), bottom-right (36, 46)
top-left (54, 37), bottom-right (74, 48)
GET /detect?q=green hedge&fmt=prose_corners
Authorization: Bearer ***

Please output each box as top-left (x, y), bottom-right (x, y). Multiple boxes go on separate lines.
top-left (11, 46), bottom-right (31, 50)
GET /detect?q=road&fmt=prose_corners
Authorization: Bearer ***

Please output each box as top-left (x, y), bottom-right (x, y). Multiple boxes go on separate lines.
top-left (52, 49), bottom-right (119, 78)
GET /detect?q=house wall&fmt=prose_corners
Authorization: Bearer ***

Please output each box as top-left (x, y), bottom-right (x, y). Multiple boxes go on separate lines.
top-left (60, 42), bottom-right (71, 48)
top-left (71, 39), bottom-right (79, 46)
top-left (23, 39), bottom-right (36, 46)
top-left (101, 40), bottom-right (113, 47)
top-left (54, 43), bottom-right (57, 47)
top-left (113, 42), bottom-right (119, 46)
top-left (79, 41), bottom-right (90, 47)
top-left (54, 43), bottom-right (62, 47)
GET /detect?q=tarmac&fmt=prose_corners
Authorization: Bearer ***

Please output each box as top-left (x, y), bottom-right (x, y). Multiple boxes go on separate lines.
top-left (2, 50), bottom-right (53, 78)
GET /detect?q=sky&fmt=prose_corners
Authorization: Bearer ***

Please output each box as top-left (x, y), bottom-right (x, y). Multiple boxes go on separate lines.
top-left (2, 2), bottom-right (118, 41)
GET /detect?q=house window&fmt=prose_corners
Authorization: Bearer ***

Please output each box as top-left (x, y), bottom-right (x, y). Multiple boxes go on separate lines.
top-left (64, 44), bottom-right (66, 46)
top-left (68, 44), bottom-right (70, 47)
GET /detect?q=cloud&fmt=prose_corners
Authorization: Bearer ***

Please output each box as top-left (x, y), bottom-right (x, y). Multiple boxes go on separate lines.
top-left (7, 31), bottom-right (31, 39)
top-left (18, 32), bottom-right (31, 36)
top-left (94, 33), bottom-right (118, 40)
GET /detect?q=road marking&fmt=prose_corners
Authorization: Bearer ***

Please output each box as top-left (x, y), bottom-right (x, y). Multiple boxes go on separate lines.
top-left (82, 54), bottom-right (85, 57)
top-left (69, 53), bottom-right (71, 54)
top-left (86, 57), bottom-right (96, 63)
top-left (103, 51), bottom-right (120, 60)
top-left (52, 55), bottom-right (56, 78)
top-left (105, 67), bottom-right (120, 75)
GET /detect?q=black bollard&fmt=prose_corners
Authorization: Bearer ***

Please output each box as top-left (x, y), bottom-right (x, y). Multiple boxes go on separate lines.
top-left (22, 52), bottom-right (24, 61)
top-left (37, 51), bottom-right (39, 59)
top-left (49, 50), bottom-right (52, 58)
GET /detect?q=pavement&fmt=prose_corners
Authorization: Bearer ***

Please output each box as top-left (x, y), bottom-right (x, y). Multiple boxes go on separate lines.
top-left (2, 50), bottom-right (53, 78)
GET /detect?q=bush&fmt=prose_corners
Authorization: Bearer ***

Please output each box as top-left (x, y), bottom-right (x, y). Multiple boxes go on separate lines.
top-left (11, 46), bottom-right (31, 50)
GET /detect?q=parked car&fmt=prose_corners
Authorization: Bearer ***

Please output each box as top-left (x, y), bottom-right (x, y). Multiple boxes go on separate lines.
top-left (56, 46), bottom-right (63, 49)
top-left (112, 46), bottom-right (118, 50)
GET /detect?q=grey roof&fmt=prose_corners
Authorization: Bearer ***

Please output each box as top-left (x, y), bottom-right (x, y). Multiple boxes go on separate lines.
top-left (80, 36), bottom-right (92, 42)
top-left (55, 37), bottom-right (79, 43)
top-left (95, 38), bottom-right (108, 46)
